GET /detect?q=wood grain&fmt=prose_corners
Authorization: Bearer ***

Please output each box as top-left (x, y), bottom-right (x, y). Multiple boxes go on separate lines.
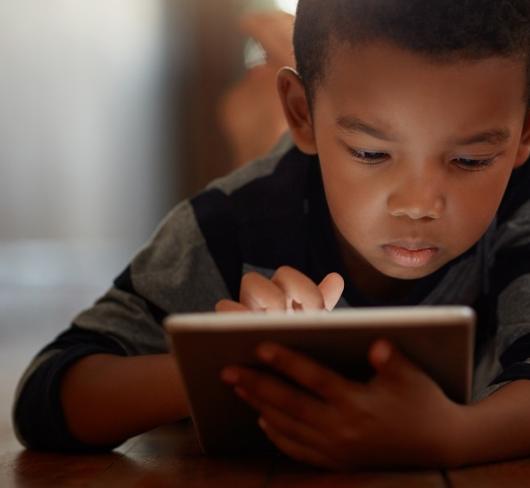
top-left (267, 456), bottom-right (447, 488)
top-left (0, 422), bottom-right (450, 488)
top-left (448, 457), bottom-right (530, 488)
top-left (90, 422), bottom-right (272, 488)
top-left (5, 420), bottom-right (530, 487)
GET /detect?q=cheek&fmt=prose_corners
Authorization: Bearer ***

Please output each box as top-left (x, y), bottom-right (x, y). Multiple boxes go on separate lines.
top-left (452, 176), bottom-right (508, 242)
top-left (320, 164), bottom-right (385, 237)
top-left (442, 162), bottom-right (515, 256)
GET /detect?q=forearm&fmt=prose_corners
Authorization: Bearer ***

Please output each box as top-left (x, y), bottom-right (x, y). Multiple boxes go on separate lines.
top-left (450, 379), bottom-right (530, 467)
top-left (60, 353), bottom-right (189, 447)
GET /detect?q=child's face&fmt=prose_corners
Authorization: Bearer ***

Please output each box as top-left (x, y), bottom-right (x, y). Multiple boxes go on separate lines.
top-left (279, 41), bottom-right (530, 287)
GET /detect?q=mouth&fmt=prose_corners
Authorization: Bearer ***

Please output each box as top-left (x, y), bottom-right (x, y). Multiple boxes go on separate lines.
top-left (382, 241), bottom-right (439, 268)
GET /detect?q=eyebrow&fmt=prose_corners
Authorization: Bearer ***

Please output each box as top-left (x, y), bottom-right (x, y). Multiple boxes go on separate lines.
top-left (336, 115), bottom-right (511, 146)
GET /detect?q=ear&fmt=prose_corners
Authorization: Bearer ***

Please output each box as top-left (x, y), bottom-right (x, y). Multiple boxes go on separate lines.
top-left (276, 67), bottom-right (318, 155)
top-left (514, 109), bottom-right (530, 169)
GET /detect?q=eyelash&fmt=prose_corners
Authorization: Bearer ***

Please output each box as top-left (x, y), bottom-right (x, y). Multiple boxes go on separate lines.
top-left (348, 149), bottom-right (496, 171)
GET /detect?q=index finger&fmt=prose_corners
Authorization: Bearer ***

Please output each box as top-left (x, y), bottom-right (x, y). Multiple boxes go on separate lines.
top-left (271, 266), bottom-right (325, 311)
top-left (255, 342), bottom-right (365, 404)
top-left (240, 272), bottom-right (287, 311)
top-left (318, 273), bottom-right (345, 311)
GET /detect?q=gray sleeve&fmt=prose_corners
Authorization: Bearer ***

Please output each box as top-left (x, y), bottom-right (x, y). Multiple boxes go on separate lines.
top-left (472, 201), bottom-right (530, 402)
top-left (71, 131), bottom-right (294, 354)
top-left (72, 199), bottom-right (232, 355)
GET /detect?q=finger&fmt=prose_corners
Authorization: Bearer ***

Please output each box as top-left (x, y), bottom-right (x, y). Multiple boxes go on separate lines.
top-left (221, 366), bottom-right (331, 431)
top-left (258, 418), bottom-right (340, 470)
top-left (257, 399), bottom-right (332, 452)
top-left (256, 342), bottom-right (364, 404)
top-left (215, 300), bottom-right (250, 313)
top-left (368, 340), bottom-right (427, 384)
top-left (367, 339), bottom-right (393, 373)
top-left (233, 386), bottom-right (333, 450)
top-left (240, 272), bottom-right (286, 311)
top-left (271, 266), bottom-right (325, 311)
top-left (318, 273), bottom-right (345, 311)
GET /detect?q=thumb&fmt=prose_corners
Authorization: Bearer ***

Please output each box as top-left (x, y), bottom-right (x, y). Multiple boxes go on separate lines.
top-left (318, 273), bottom-right (345, 311)
top-left (368, 340), bottom-right (420, 381)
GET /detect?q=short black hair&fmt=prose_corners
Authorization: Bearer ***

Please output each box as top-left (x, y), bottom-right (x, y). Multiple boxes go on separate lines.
top-left (294, 0), bottom-right (530, 107)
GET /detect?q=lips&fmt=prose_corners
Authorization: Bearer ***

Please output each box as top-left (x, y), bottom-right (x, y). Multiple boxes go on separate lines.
top-left (382, 240), bottom-right (439, 268)
top-left (385, 240), bottom-right (439, 251)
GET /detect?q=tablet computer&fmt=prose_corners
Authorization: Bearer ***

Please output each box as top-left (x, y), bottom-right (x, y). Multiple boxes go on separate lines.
top-left (164, 306), bottom-right (475, 454)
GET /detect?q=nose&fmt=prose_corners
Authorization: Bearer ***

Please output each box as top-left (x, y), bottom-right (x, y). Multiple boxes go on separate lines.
top-left (387, 173), bottom-right (446, 220)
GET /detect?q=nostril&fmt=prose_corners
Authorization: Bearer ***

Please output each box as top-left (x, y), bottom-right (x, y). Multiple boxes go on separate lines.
top-left (387, 194), bottom-right (445, 220)
top-left (390, 207), bottom-right (441, 220)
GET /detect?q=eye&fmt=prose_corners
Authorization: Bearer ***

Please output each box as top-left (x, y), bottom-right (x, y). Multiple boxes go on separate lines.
top-left (348, 148), bottom-right (389, 164)
top-left (454, 157), bottom-right (496, 171)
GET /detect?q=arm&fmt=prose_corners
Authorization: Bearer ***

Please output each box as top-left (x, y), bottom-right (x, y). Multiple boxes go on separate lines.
top-left (453, 190), bottom-right (530, 465)
top-left (60, 353), bottom-right (189, 447)
top-left (451, 379), bottom-right (530, 467)
top-left (446, 179), bottom-right (530, 466)
top-left (13, 199), bottom-right (232, 451)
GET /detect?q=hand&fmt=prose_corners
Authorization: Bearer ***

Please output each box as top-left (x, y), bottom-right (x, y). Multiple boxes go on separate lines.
top-left (221, 340), bottom-right (464, 470)
top-left (218, 12), bottom-right (295, 167)
top-left (215, 266), bottom-right (345, 313)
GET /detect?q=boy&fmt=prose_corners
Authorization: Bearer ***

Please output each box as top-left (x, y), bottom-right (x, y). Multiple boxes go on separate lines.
top-left (13, 0), bottom-right (530, 471)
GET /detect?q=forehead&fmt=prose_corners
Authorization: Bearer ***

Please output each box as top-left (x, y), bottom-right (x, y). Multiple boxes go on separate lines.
top-left (315, 40), bottom-right (527, 127)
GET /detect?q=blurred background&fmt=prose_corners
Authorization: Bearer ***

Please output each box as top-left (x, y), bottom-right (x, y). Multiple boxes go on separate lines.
top-left (0, 0), bottom-right (297, 450)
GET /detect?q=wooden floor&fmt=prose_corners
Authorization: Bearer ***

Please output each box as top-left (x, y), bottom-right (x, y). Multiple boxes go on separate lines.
top-left (3, 416), bottom-right (530, 487)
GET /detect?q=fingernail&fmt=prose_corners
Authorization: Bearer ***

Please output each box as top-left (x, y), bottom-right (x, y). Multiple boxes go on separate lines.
top-left (258, 417), bottom-right (268, 430)
top-left (257, 344), bottom-right (276, 362)
top-left (221, 368), bottom-right (239, 384)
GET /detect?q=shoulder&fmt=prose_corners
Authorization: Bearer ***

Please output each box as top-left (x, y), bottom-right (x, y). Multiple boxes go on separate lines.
top-left (206, 132), bottom-right (296, 196)
top-left (190, 133), bottom-right (312, 227)
top-left (188, 134), bottom-right (314, 297)
top-left (493, 158), bottom-right (530, 251)
top-left (497, 158), bottom-right (530, 226)
top-left (131, 134), bottom-right (311, 302)
top-left (485, 159), bottom-right (530, 307)
top-left (133, 133), bottom-right (300, 267)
